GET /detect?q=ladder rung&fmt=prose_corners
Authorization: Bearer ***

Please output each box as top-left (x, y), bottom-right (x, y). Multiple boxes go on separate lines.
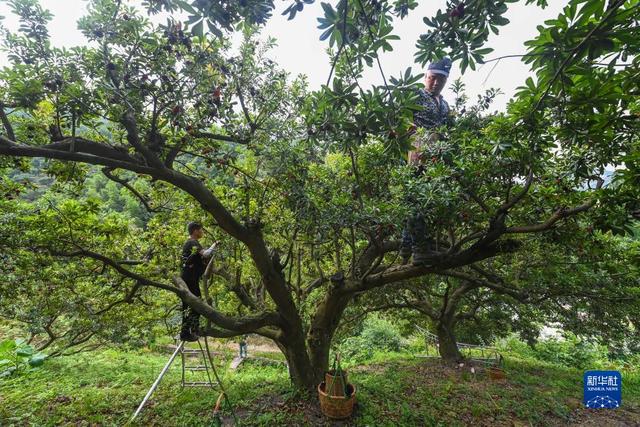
top-left (183, 382), bottom-right (215, 387)
top-left (181, 349), bottom-right (204, 355)
top-left (185, 366), bottom-right (208, 371)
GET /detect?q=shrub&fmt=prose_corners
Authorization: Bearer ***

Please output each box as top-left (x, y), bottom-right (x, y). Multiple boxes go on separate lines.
top-left (497, 333), bottom-right (610, 370)
top-left (0, 338), bottom-right (47, 377)
top-left (337, 316), bottom-right (407, 364)
top-left (533, 334), bottom-right (609, 370)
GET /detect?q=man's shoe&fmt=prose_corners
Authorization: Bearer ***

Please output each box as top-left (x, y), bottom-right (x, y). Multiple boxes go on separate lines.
top-left (399, 243), bottom-right (412, 265)
top-left (411, 242), bottom-right (437, 266)
top-left (411, 250), bottom-right (432, 266)
top-left (180, 331), bottom-right (200, 342)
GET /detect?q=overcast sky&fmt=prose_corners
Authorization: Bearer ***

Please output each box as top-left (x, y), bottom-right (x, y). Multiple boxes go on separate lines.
top-left (0, 0), bottom-right (569, 111)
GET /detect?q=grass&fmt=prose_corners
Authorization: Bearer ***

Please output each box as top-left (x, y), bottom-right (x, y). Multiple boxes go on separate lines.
top-left (1, 342), bottom-right (639, 426)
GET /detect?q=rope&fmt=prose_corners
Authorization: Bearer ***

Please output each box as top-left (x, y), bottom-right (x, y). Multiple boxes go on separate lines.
top-left (202, 336), bottom-right (239, 425)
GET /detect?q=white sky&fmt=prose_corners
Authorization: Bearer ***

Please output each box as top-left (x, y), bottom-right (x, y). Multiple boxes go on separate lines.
top-left (0, 0), bottom-right (569, 111)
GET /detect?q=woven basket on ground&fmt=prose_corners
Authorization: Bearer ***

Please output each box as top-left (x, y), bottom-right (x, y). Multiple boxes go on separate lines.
top-left (318, 382), bottom-right (356, 419)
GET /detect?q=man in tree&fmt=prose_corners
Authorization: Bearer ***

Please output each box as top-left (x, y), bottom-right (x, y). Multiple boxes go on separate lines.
top-left (180, 222), bottom-right (217, 341)
top-left (400, 58), bottom-right (453, 265)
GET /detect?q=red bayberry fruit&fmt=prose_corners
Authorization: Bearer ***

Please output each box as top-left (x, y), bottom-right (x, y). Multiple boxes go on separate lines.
top-left (450, 2), bottom-right (464, 18)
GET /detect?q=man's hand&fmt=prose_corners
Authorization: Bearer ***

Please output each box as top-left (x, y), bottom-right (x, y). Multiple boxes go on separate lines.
top-left (202, 242), bottom-right (217, 257)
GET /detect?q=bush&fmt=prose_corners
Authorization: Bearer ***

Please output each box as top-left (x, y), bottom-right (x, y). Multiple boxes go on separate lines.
top-left (0, 338), bottom-right (47, 377)
top-left (497, 333), bottom-right (610, 370)
top-left (337, 316), bottom-right (407, 364)
top-left (533, 334), bottom-right (609, 370)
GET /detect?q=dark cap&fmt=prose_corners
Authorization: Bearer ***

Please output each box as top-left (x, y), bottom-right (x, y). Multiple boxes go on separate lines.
top-left (427, 57), bottom-right (452, 77)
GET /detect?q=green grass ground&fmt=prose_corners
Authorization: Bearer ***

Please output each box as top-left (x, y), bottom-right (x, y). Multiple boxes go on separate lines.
top-left (1, 342), bottom-right (639, 426)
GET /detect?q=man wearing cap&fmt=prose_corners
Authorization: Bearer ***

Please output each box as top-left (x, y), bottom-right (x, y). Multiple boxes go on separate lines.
top-left (180, 222), bottom-right (217, 341)
top-left (400, 58), bottom-right (453, 265)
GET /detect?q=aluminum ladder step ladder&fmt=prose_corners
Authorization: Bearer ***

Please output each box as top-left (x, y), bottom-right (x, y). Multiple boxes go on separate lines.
top-left (179, 338), bottom-right (218, 388)
top-left (130, 339), bottom-right (217, 422)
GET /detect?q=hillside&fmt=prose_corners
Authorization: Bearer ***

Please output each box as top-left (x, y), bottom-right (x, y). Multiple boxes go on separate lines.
top-left (1, 339), bottom-right (639, 426)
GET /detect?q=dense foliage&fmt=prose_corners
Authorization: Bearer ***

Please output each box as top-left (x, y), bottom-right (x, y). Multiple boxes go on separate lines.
top-left (0, 0), bottom-right (638, 391)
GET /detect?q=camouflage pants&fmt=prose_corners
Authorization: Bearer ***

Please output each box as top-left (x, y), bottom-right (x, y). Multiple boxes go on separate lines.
top-left (180, 273), bottom-right (202, 338)
top-left (401, 212), bottom-right (429, 252)
top-left (180, 304), bottom-right (200, 337)
top-left (401, 165), bottom-right (434, 254)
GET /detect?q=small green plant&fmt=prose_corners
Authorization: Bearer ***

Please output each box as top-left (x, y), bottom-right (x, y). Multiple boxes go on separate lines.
top-left (0, 338), bottom-right (47, 377)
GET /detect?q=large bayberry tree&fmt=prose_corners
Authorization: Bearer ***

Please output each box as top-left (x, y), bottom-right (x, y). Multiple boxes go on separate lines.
top-left (1, 0), bottom-right (638, 391)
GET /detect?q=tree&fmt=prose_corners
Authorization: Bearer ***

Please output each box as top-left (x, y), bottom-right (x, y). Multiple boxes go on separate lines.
top-left (0, 0), bottom-right (638, 391)
top-left (351, 230), bottom-right (640, 361)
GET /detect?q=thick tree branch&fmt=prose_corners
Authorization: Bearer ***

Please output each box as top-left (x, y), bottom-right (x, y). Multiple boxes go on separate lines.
top-left (46, 247), bottom-right (281, 334)
top-left (350, 238), bottom-right (520, 293)
top-left (0, 136), bottom-right (157, 175)
top-left (43, 137), bottom-right (139, 162)
top-left (120, 110), bottom-right (165, 169)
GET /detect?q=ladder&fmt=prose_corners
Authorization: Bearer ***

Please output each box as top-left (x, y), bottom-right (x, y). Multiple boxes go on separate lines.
top-left (179, 338), bottom-right (217, 388)
top-left (130, 338), bottom-right (217, 422)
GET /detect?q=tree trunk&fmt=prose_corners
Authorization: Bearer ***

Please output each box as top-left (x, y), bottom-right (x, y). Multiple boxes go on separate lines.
top-left (278, 340), bottom-right (318, 392)
top-left (436, 320), bottom-right (463, 362)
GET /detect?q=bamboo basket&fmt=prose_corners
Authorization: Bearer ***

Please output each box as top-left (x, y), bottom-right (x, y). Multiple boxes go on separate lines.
top-left (324, 369), bottom-right (349, 397)
top-left (318, 382), bottom-right (356, 419)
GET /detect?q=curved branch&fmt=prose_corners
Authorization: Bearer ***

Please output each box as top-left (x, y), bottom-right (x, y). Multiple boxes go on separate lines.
top-left (43, 137), bottom-right (139, 163)
top-left (172, 276), bottom-right (278, 333)
top-left (0, 136), bottom-right (157, 175)
top-left (506, 181), bottom-right (603, 233)
top-left (440, 270), bottom-right (527, 301)
top-left (350, 238), bottom-right (520, 293)
top-left (120, 110), bottom-right (165, 169)
top-left (102, 167), bottom-right (158, 213)
top-left (0, 103), bottom-right (16, 141)
top-left (47, 247), bottom-right (281, 334)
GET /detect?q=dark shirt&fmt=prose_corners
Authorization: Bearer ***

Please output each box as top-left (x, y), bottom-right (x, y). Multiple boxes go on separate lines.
top-left (181, 238), bottom-right (205, 279)
top-left (413, 89), bottom-right (450, 130)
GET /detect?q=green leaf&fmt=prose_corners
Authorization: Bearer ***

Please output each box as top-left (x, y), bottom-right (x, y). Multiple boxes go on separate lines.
top-left (16, 345), bottom-right (34, 357)
top-left (175, 0), bottom-right (197, 14)
top-left (28, 353), bottom-right (47, 367)
top-left (0, 367), bottom-right (16, 378)
top-left (0, 339), bottom-right (16, 354)
top-left (191, 19), bottom-right (204, 37)
top-left (473, 48), bottom-right (494, 55)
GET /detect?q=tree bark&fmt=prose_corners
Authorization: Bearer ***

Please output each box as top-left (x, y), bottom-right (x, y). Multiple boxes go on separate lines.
top-left (276, 337), bottom-right (317, 392)
top-left (436, 319), bottom-right (463, 362)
